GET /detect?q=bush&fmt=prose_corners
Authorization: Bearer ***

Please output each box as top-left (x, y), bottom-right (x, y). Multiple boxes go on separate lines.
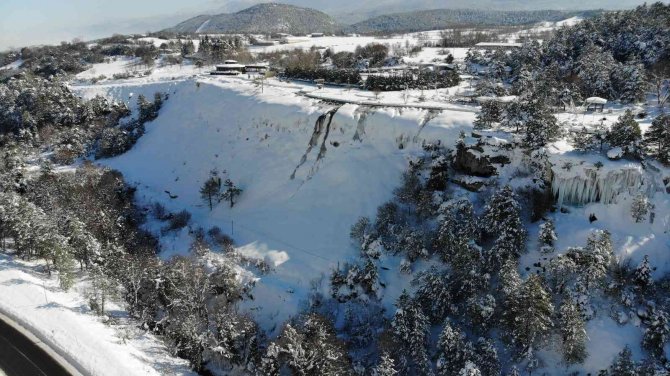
top-left (164, 210), bottom-right (191, 232)
top-left (365, 70), bottom-right (460, 91)
top-left (282, 67), bottom-right (361, 85)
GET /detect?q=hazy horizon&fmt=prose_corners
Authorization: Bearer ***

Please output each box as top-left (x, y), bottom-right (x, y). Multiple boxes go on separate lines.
top-left (0, 0), bottom-right (663, 50)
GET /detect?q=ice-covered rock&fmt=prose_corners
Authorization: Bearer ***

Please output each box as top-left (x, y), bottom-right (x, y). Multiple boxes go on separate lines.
top-left (606, 147), bottom-right (623, 160)
top-left (551, 164), bottom-right (645, 206)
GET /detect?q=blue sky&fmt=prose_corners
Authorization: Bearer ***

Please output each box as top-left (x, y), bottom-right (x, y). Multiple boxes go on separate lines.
top-left (0, 0), bottom-right (216, 49)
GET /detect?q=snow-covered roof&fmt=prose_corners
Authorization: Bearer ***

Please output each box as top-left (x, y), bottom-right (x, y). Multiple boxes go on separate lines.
top-left (216, 64), bottom-right (246, 69)
top-left (475, 42), bottom-right (523, 48)
top-left (585, 97), bottom-right (608, 104)
top-left (476, 95), bottom-right (518, 103)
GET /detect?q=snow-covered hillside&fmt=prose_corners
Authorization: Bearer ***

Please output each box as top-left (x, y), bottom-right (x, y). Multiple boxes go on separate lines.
top-left (75, 78), bottom-right (474, 330)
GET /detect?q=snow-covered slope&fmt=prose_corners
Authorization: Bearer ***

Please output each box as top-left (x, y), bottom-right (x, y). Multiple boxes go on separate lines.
top-left (0, 254), bottom-right (194, 376)
top-left (75, 78), bottom-right (474, 330)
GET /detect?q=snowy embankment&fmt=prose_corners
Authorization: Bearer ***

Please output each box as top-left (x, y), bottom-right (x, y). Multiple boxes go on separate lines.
top-left (0, 254), bottom-right (194, 376)
top-left (74, 78), bottom-right (474, 331)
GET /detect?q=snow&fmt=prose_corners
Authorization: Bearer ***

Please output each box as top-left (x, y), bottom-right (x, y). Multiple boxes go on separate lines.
top-left (73, 77), bottom-right (473, 332)
top-left (586, 97), bottom-right (608, 105)
top-left (0, 59), bottom-right (23, 70)
top-left (0, 254), bottom-right (194, 376)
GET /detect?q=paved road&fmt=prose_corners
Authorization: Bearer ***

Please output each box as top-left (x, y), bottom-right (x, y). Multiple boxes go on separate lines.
top-left (0, 317), bottom-right (71, 376)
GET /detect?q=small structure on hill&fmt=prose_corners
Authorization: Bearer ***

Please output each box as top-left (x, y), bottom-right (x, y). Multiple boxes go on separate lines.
top-left (585, 97), bottom-right (607, 112)
top-left (310, 33), bottom-right (325, 38)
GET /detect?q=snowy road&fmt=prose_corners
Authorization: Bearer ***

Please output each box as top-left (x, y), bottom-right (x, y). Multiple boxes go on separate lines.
top-left (0, 316), bottom-right (72, 376)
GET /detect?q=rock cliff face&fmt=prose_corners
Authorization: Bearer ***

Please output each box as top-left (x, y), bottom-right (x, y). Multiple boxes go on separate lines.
top-left (452, 144), bottom-right (498, 177)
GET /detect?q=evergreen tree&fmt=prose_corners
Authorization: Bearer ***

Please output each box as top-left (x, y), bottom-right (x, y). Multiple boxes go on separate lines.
top-left (394, 169), bottom-right (422, 207)
top-left (391, 291), bottom-right (432, 375)
top-left (414, 268), bottom-right (452, 324)
top-left (221, 179), bottom-right (242, 208)
top-left (538, 219), bottom-right (557, 253)
top-left (200, 172), bottom-right (221, 211)
top-left (474, 100), bottom-right (502, 130)
top-left (642, 307), bottom-right (669, 359)
top-left (607, 110), bottom-right (642, 155)
top-left (499, 259), bottom-right (522, 298)
top-left (630, 193), bottom-right (650, 223)
top-left (502, 274), bottom-right (553, 356)
top-left (634, 255), bottom-right (653, 291)
top-left (559, 297), bottom-right (588, 364)
top-left (459, 361), bottom-right (482, 376)
top-left (474, 338), bottom-right (500, 376)
top-left (609, 346), bottom-right (636, 376)
top-left (436, 321), bottom-right (468, 376)
top-left (482, 186), bottom-right (526, 266)
top-left (374, 353), bottom-right (398, 376)
top-left (644, 114), bottom-right (670, 165)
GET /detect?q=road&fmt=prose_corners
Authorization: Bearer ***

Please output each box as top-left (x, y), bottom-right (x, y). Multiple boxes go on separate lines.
top-left (0, 317), bottom-right (71, 376)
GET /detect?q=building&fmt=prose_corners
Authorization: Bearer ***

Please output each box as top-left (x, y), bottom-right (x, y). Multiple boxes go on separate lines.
top-left (585, 97), bottom-right (607, 112)
top-left (310, 33), bottom-right (324, 38)
top-left (473, 42), bottom-right (523, 50)
top-left (211, 60), bottom-right (246, 75)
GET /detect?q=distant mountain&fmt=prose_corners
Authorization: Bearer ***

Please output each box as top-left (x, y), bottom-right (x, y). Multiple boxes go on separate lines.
top-left (168, 3), bottom-right (338, 35)
top-left (345, 8), bottom-right (597, 33)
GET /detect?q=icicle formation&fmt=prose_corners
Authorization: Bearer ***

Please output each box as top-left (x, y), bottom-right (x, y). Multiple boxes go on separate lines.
top-left (551, 165), bottom-right (645, 206)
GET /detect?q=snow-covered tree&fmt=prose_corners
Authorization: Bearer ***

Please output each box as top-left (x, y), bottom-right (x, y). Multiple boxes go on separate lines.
top-left (643, 114), bottom-right (670, 165)
top-left (414, 268), bottom-right (452, 324)
top-left (607, 110), bottom-right (642, 155)
top-left (630, 193), bottom-right (650, 223)
top-left (502, 274), bottom-right (553, 355)
top-left (642, 307), bottom-right (669, 359)
top-left (538, 219), bottom-right (557, 253)
top-left (474, 100), bottom-right (502, 129)
top-left (634, 255), bottom-right (653, 291)
top-left (392, 291), bottom-right (432, 375)
top-left (559, 297), bottom-right (588, 364)
top-left (459, 361), bottom-right (482, 376)
top-left (374, 353), bottom-right (398, 376)
top-left (474, 338), bottom-right (500, 376)
top-left (436, 321), bottom-right (469, 376)
top-left (482, 186), bottom-right (526, 266)
top-left (609, 346), bottom-right (636, 376)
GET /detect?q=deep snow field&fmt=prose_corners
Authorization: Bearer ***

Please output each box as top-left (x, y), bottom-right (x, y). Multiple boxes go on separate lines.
top-left (2, 18), bottom-right (668, 374)
top-left (68, 66), bottom-right (670, 373)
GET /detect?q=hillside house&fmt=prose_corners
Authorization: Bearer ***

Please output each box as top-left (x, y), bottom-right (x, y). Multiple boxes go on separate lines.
top-left (211, 60), bottom-right (246, 75)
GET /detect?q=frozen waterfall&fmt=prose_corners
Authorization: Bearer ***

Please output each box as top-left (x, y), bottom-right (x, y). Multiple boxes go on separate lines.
top-left (551, 165), bottom-right (646, 206)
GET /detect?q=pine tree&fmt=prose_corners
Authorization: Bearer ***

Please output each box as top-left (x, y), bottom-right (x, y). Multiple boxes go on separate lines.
top-left (474, 338), bottom-right (500, 376)
top-left (436, 321), bottom-right (467, 376)
top-left (200, 172), bottom-right (221, 211)
top-left (374, 353), bottom-right (398, 376)
top-left (502, 274), bottom-right (553, 355)
top-left (630, 193), bottom-right (650, 223)
top-left (414, 268), bottom-right (452, 324)
top-left (522, 100), bottom-right (560, 149)
top-left (559, 297), bottom-right (588, 364)
top-left (459, 361), bottom-right (482, 376)
top-left (642, 307), bottom-right (669, 359)
top-left (482, 186), bottom-right (526, 266)
top-left (644, 114), bottom-right (670, 164)
top-left (538, 219), bottom-right (557, 253)
top-left (392, 291), bottom-right (432, 375)
top-left (499, 259), bottom-right (522, 298)
top-left (609, 346), bottom-right (636, 376)
top-left (221, 179), bottom-right (242, 208)
top-left (474, 100), bottom-right (502, 129)
top-left (607, 110), bottom-right (642, 155)
top-left (634, 255), bottom-right (653, 291)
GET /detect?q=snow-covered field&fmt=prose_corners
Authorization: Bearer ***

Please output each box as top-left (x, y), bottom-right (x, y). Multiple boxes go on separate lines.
top-left (0, 254), bottom-right (194, 376)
